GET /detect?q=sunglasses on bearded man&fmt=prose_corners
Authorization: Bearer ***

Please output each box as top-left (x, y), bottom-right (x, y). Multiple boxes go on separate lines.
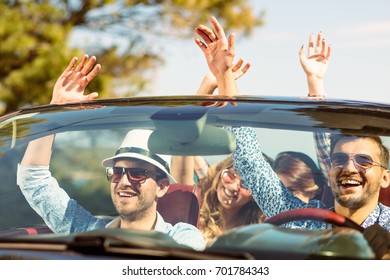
top-left (106, 167), bottom-right (164, 184)
top-left (330, 153), bottom-right (387, 173)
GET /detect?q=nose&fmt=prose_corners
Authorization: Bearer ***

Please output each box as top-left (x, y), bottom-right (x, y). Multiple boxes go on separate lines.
top-left (344, 157), bottom-right (359, 172)
top-left (117, 172), bottom-right (132, 186)
top-left (225, 180), bottom-right (242, 195)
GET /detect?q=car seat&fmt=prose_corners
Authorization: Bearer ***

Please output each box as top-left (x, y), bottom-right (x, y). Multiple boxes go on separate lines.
top-left (379, 184), bottom-right (390, 207)
top-left (157, 183), bottom-right (201, 227)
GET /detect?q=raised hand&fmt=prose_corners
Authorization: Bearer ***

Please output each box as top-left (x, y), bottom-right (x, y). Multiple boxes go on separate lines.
top-left (51, 54), bottom-right (101, 105)
top-left (195, 16), bottom-right (237, 97)
top-left (299, 32), bottom-right (331, 99)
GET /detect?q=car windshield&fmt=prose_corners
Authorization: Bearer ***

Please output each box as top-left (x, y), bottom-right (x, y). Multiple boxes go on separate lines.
top-left (0, 96), bottom-right (389, 262)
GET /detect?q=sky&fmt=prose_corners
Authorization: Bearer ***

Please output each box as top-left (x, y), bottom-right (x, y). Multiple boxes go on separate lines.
top-left (144, 0), bottom-right (390, 104)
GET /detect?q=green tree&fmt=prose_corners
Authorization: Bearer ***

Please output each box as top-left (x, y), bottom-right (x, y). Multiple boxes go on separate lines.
top-left (0, 0), bottom-right (264, 114)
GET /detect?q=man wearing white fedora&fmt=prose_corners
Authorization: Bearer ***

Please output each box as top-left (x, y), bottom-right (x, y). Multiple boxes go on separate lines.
top-left (16, 55), bottom-right (205, 251)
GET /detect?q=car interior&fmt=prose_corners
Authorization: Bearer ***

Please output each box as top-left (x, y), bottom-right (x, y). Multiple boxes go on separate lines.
top-left (157, 183), bottom-right (201, 227)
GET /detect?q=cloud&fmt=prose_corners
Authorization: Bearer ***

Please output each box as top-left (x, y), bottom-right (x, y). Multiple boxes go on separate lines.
top-left (333, 20), bottom-right (390, 48)
top-left (336, 20), bottom-right (390, 35)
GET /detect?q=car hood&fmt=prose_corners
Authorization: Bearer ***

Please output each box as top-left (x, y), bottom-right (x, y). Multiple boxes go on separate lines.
top-left (0, 224), bottom-right (374, 260)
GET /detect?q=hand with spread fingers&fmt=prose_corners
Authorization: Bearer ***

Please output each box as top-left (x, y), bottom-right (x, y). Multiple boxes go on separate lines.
top-left (195, 16), bottom-right (238, 98)
top-left (299, 32), bottom-right (331, 99)
top-left (51, 54), bottom-right (101, 105)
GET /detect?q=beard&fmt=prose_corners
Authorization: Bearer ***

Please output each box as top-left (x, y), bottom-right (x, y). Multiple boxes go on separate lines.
top-left (113, 194), bottom-right (155, 222)
top-left (334, 193), bottom-right (365, 209)
top-left (333, 185), bottom-right (377, 209)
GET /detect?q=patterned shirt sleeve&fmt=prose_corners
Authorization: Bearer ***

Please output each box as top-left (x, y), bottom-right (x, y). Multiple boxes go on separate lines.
top-left (16, 164), bottom-right (110, 233)
top-left (230, 127), bottom-right (326, 229)
top-left (155, 212), bottom-right (206, 251)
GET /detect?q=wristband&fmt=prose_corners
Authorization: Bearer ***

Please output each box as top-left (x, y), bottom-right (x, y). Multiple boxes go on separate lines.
top-left (308, 93), bottom-right (326, 99)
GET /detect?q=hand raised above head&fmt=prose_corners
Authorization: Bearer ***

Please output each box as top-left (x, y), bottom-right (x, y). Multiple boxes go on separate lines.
top-left (299, 32), bottom-right (331, 99)
top-left (299, 32), bottom-right (331, 79)
top-left (194, 16), bottom-right (235, 75)
top-left (194, 16), bottom-right (238, 100)
top-left (51, 54), bottom-right (101, 105)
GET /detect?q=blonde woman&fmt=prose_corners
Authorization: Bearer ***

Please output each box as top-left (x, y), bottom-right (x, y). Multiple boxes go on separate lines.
top-left (197, 155), bottom-right (265, 245)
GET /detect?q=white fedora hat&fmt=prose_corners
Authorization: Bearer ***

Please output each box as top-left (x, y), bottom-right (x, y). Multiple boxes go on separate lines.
top-left (102, 129), bottom-right (176, 184)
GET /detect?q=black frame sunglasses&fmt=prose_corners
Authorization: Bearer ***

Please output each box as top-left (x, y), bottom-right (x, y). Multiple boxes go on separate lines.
top-left (106, 167), bottom-right (164, 184)
top-left (330, 153), bottom-right (386, 173)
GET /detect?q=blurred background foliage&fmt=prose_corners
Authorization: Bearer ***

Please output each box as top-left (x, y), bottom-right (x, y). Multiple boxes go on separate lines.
top-left (0, 0), bottom-right (264, 114)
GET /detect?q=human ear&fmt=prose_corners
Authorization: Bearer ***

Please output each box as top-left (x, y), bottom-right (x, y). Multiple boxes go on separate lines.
top-left (156, 178), bottom-right (170, 198)
top-left (380, 169), bottom-right (390, 189)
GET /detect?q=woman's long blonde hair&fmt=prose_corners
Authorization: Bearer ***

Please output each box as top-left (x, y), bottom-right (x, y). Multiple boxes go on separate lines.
top-left (198, 155), bottom-right (264, 244)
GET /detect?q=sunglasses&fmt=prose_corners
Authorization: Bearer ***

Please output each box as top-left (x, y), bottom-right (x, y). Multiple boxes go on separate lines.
top-left (106, 167), bottom-right (163, 184)
top-left (220, 169), bottom-right (247, 189)
top-left (330, 153), bottom-right (386, 173)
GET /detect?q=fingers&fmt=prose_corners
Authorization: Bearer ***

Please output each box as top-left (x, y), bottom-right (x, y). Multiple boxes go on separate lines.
top-left (315, 32), bottom-right (323, 53)
top-left (74, 54), bottom-right (88, 73)
top-left (81, 55), bottom-right (98, 76)
top-left (232, 59), bottom-right (244, 72)
top-left (85, 92), bottom-right (99, 101)
top-left (307, 32), bottom-right (324, 56)
top-left (64, 71), bottom-right (83, 91)
top-left (321, 38), bottom-right (331, 60)
top-left (68, 55), bottom-right (100, 88)
top-left (233, 61), bottom-right (251, 80)
top-left (85, 63), bottom-right (101, 84)
top-left (195, 25), bottom-right (216, 44)
top-left (74, 64), bottom-right (100, 92)
top-left (61, 57), bottom-right (78, 77)
top-left (59, 57), bottom-right (79, 87)
top-left (194, 16), bottom-right (227, 49)
top-left (304, 32), bottom-right (331, 61)
top-left (194, 37), bottom-right (207, 52)
top-left (298, 44), bottom-right (305, 63)
top-left (241, 62), bottom-right (251, 74)
top-left (307, 33), bottom-right (314, 57)
top-left (326, 44), bottom-right (332, 60)
top-left (227, 33), bottom-right (236, 61)
top-left (210, 16), bottom-right (226, 42)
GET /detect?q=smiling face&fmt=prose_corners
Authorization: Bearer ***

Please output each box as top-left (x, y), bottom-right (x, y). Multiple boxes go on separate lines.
top-left (216, 168), bottom-right (253, 210)
top-left (329, 138), bottom-right (389, 209)
top-left (110, 159), bottom-right (167, 222)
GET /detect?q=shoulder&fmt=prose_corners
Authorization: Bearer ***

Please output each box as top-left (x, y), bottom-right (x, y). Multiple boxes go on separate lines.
top-left (378, 203), bottom-right (390, 216)
top-left (375, 203), bottom-right (390, 230)
top-left (155, 213), bottom-right (205, 250)
top-left (379, 203), bottom-right (390, 219)
top-left (169, 222), bottom-right (205, 251)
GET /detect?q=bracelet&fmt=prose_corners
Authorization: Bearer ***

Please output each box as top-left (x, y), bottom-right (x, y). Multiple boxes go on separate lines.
top-left (307, 93), bottom-right (326, 99)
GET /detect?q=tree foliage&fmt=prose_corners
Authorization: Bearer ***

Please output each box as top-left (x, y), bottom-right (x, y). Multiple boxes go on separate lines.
top-left (0, 0), bottom-right (264, 114)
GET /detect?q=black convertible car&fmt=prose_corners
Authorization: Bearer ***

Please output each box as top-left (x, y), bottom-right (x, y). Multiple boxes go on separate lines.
top-left (0, 95), bottom-right (389, 260)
